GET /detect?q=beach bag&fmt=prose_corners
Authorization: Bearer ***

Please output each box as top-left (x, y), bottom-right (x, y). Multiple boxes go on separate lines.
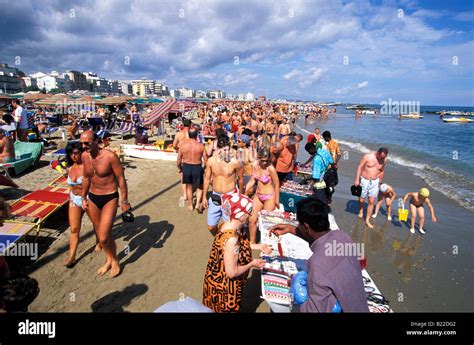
top-left (351, 185), bottom-right (362, 197)
top-left (398, 205), bottom-right (409, 222)
top-left (324, 167), bottom-right (338, 188)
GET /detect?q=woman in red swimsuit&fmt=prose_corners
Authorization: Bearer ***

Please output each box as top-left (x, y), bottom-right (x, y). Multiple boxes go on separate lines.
top-left (245, 147), bottom-right (280, 244)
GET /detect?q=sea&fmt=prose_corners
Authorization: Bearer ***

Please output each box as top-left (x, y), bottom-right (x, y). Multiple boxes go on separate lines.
top-left (296, 105), bottom-right (474, 212)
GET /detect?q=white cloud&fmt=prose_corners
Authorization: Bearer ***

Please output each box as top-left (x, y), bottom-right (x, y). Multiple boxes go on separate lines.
top-left (335, 81), bottom-right (368, 95)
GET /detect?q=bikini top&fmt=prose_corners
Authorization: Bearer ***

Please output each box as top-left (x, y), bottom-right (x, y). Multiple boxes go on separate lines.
top-left (253, 168), bottom-right (272, 184)
top-left (67, 176), bottom-right (83, 186)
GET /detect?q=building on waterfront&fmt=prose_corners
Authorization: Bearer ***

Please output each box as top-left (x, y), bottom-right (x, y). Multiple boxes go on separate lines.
top-left (65, 70), bottom-right (88, 91)
top-left (208, 90), bottom-right (225, 99)
top-left (131, 78), bottom-right (155, 97)
top-left (0, 63), bottom-right (25, 94)
top-left (177, 87), bottom-right (195, 98)
top-left (118, 81), bottom-right (132, 95)
top-left (246, 92), bottom-right (255, 101)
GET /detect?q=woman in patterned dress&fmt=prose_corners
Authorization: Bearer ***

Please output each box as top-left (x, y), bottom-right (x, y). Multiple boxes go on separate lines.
top-left (202, 193), bottom-right (272, 312)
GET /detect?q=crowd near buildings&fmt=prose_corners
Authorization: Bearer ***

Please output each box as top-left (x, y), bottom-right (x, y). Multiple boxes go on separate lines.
top-left (0, 62), bottom-right (256, 101)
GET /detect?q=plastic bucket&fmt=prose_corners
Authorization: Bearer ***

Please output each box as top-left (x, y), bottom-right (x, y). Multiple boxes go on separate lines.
top-left (398, 206), bottom-right (409, 222)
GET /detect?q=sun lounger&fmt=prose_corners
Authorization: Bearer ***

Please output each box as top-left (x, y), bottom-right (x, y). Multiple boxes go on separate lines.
top-left (0, 222), bottom-right (36, 255)
top-left (6, 190), bottom-right (69, 235)
top-left (0, 142), bottom-right (43, 177)
top-left (111, 121), bottom-right (134, 139)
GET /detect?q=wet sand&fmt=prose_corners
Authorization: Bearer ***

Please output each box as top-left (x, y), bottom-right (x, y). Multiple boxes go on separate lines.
top-left (1, 136), bottom-right (472, 312)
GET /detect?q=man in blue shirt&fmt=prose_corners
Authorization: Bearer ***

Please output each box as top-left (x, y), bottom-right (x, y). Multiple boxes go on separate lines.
top-left (311, 147), bottom-right (333, 204)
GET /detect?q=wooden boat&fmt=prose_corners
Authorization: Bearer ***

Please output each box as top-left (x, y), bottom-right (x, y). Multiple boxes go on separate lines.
top-left (120, 144), bottom-right (177, 161)
top-left (400, 113), bottom-right (424, 119)
top-left (442, 117), bottom-right (474, 123)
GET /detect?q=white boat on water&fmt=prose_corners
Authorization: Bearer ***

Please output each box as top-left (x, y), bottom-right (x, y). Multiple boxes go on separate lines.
top-left (442, 117), bottom-right (474, 123)
top-left (121, 144), bottom-right (178, 161)
top-left (361, 109), bottom-right (377, 115)
top-left (400, 113), bottom-right (423, 119)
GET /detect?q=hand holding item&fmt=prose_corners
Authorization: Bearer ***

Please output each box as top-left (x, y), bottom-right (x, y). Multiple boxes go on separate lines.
top-left (261, 244), bottom-right (273, 255)
top-left (121, 201), bottom-right (131, 213)
top-left (251, 259), bottom-right (266, 269)
top-left (269, 224), bottom-right (295, 237)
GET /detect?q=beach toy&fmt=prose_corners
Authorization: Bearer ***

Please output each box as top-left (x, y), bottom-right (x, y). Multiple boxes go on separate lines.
top-left (155, 139), bottom-right (165, 150)
top-left (398, 204), bottom-right (409, 222)
top-left (51, 160), bottom-right (67, 175)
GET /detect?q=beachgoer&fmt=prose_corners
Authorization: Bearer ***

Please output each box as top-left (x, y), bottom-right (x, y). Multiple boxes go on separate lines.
top-left (202, 193), bottom-right (271, 312)
top-left (403, 188), bottom-right (437, 234)
top-left (11, 100), bottom-right (28, 142)
top-left (177, 128), bottom-right (205, 212)
top-left (273, 133), bottom-right (303, 185)
top-left (270, 197), bottom-right (369, 312)
top-left (277, 117), bottom-right (291, 140)
top-left (0, 130), bottom-right (15, 163)
top-left (202, 136), bottom-right (244, 234)
top-left (372, 183), bottom-right (397, 221)
top-left (323, 131), bottom-right (341, 167)
top-left (245, 147), bottom-right (280, 244)
top-left (80, 130), bottom-right (131, 278)
top-left (354, 147), bottom-right (388, 229)
top-left (63, 142), bottom-right (86, 267)
top-left (173, 118), bottom-right (191, 201)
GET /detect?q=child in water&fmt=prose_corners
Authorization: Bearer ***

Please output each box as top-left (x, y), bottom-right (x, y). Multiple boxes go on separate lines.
top-left (403, 188), bottom-right (437, 234)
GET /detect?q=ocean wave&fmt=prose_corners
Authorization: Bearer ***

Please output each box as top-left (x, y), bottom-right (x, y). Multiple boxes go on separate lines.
top-left (296, 124), bottom-right (473, 211)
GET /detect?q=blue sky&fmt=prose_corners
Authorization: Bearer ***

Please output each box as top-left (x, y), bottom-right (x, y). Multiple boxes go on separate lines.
top-left (0, 0), bottom-right (473, 105)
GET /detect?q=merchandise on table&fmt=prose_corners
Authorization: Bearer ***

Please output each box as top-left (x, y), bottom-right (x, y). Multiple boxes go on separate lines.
top-left (261, 272), bottom-right (291, 305)
top-left (280, 180), bottom-right (313, 196)
top-left (295, 163), bottom-right (312, 175)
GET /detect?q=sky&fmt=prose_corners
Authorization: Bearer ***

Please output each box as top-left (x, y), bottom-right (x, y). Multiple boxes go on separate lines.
top-left (0, 0), bottom-right (473, 105)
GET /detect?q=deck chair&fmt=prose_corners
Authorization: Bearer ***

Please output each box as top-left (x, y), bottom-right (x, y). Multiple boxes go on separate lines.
top-left (97, 119), bottom-right (116, 139)
top-left (0, 141), bottom-right (43, 177)
top-left (0, 222), bottom-right (37, 255)
top-left (111, 121), bottom-right (134, 139)
top-left (6, 189), bottom-right (69, 235)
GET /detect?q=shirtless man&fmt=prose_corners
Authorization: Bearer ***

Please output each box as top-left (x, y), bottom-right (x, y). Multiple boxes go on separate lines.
top-left (177, 128), bottom-right (205, 212)
top-left (237, 132), bottom-right (256, 193)
top-left (202, 135), bottom-right (244, 234)
top-left (354, 147), bottom-right (388, 229)
top-left (372, 183), bottom-right (396, 221)
top-left (80, 130), bottom-right (131, 278)
top-left (277, 118), bottom-right (291, 140)
top-left (403, 188), bottom-right (437, 235)
top-left (173, 118), bottom-right (191, 201)
top-left (0, 130), bottom-right (15, 163)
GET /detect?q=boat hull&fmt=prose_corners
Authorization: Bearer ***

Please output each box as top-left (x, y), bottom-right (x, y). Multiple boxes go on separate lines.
top-left (121, 144), bottom-right (178, 161)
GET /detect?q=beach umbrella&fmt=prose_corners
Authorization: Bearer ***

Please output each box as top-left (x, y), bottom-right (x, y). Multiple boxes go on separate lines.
top-left (143, 98), bottom-right (177, 125)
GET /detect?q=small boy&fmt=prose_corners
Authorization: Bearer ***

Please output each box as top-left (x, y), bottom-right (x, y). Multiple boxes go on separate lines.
top-left (372, 183), bottom-right (397, 221)
top-left (403, 188), bottom-right (437, 234)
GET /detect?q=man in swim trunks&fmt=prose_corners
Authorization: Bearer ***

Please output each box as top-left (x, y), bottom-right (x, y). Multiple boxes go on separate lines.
top-left (403, 188), bottom-right (437, 234)
top-left (277, 117), bottom-right (291, 140)
top-left (173, 118), bottom-right (191, 201)
top-left (354, 147), bottom-right (388, 229)
top-left (177, 128), bottom-right (205, 212)
top-left (237, 132), bottom-right (256, 194)
top-left (202, 135), bottom-right (244, 234)
top-left (80, 130), bottom-right (131, 278)
top-left (0, 130), bottom-right (15, 163)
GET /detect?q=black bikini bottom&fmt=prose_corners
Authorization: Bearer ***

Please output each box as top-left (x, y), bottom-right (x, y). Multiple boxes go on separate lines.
top-left (88, 191), bottom-right (119, 210)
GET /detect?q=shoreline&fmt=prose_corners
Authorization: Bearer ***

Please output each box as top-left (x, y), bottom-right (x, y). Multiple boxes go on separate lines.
top-left (1, 133), bottom-right (472, 312)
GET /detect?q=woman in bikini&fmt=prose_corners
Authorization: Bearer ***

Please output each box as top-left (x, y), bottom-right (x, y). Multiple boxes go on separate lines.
top-left (245, 147), bottom-right (280, 244)
top-left (64, 142), bottom-right (85, 267)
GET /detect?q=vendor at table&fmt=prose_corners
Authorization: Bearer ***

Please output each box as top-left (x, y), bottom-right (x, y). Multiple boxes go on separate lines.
top-left (270, 197), bottom-right (369, 312)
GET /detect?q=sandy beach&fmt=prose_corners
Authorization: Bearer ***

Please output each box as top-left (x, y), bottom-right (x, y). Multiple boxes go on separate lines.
top-left (0, 132), bottom-right (472, 312)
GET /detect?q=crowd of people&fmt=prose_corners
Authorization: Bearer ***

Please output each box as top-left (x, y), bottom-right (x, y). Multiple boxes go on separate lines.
top-left (0, 98), bottom-right (439, 314)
